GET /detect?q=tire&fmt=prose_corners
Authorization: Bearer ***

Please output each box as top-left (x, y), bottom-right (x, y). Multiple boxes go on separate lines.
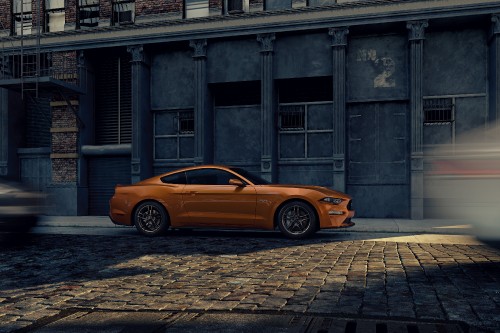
top-left (277, 201), bottom-right (317, 239)
top-left (134, 201), bottom-right (169, 236)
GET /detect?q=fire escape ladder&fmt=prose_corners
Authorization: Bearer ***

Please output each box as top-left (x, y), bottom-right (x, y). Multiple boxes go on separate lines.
top-left (19, 0), bottom-right (42, 99)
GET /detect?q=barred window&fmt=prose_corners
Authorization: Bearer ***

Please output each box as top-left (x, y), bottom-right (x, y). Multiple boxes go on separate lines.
top-left (279, 105), bottom-right (305, 130)
top-left (179, 111), bottom-right (194, 134)
top-left (278, 103), bottom-right (333, 159)
top-left (112, 0), bottom-right (135, 26)
top-left (154, 110), bottom-right (195, 161)
top-left (78, 0), bottom-right (99, 28)
top-left (424, 98), bottom-right (453, 124)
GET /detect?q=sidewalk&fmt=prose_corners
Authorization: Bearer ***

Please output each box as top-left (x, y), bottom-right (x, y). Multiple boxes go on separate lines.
top-left (37, 216), bottom-right (473, 235)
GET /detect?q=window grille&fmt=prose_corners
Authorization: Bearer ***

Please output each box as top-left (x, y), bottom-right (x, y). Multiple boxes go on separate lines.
top-left (78, 0), bottom-right (99, 28)
top-left (154, 110), bottom-right (195, 161)
top-left (424, 98), bottom-right (453, 125)
top-left (112, 0), bottom-right (135, 26)
top-left (179, 111), bottom-right (194, 134)
top-left (279, 105), bottom-right (305, 130)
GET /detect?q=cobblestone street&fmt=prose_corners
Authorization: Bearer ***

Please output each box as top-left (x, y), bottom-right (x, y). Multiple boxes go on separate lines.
top-left (0, 231), bottom-right (499, 332)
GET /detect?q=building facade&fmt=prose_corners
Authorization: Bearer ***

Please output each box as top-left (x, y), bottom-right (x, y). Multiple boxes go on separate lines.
top-left (0, 0), bottom-right (498, 217)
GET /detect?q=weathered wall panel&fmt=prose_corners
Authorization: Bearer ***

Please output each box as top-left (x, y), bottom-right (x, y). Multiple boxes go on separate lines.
top-left (214, 106), bottom-right (261, 164)
top-left (455, 96), bottom-right (487, 142)
top-left (207, 39), bottom-right (260, 83)
top-left (151, 50), bottom-right (194, 109)
top-left (275, 33), bottom-right (332, 79)
top-left (347, 34), bottom-right (408, 101)
top-left (278, 164), bottom-right (333, 187)
top-left (424, 30), bottom-right (487, 96)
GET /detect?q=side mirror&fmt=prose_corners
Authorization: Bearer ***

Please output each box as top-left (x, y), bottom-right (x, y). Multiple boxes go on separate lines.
top-left (229, 178), bottom-right (245, 187)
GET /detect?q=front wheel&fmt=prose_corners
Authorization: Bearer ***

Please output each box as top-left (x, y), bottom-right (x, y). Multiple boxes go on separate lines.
top-left (134, 201), bottom-right (169, 236)
top-left (277, 201), bottom-right (317, 239)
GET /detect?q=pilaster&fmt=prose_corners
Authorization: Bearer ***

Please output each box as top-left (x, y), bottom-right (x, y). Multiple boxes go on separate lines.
top-left (190, 39), bottom-right (212, 165)
top-left (127, 45), bottom-right (152, 183)
top-left (407, 20), bottom-right (428, 219)
top-left (329, 27), bottom-right (349, 192)
top-left (257, 33), bottom-right (276, 182)
top-left (489, 14), bottom-right (500, 126)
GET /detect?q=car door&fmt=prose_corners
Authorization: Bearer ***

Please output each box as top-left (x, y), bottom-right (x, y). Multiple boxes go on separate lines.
top-left (182, 168), bottom-right (257, 227)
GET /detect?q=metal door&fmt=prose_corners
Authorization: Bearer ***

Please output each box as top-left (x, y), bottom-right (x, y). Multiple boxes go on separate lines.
top-left (347, 102), bottom-right (409, 217)
top-left (88, 156), bottom-right (130, 215)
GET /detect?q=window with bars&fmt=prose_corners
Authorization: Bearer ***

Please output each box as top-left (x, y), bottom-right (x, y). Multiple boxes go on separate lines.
top-left (12, 0), bottom-right (32, 35)
top-left (78, 0), bottom-right (99, 28)
top-left (424, 98), bottom-right (453, 125)
top-left (154, 110), bottom-right (195, 161)
top-left (45, 0), bottom-right (65, 32)
top-left (179, 111), bottom-right (194, 134)
top-left (112, 0), bottom-right (135, 26)
top-left (278, 103), bottom-right (333, 159)
top-left (279, 105), bottom-right (305, 130)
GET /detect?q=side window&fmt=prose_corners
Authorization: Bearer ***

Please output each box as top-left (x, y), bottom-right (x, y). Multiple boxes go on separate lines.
top-left (161, 172), bottom-right (187, 184)
top-left (186, 169), bottom-right (237, 185)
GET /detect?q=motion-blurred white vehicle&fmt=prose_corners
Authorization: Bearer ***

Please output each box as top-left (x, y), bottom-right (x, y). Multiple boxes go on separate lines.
top-left (425, 123), bottom-right (500, 249)
top-left (0, 178), bottom-right (44, 233)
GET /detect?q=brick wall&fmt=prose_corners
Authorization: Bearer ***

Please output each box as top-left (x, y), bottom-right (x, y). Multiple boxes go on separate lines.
top-left (31, 0), bottom-right (46, 32)
top-left (0, 1), bottom-right (11, 32)
top-left (50, 102), bottom-right (79, 183)
top-left (135, 0), bottom-right (183, 16)
top-left (209, 0), bottom-right (222, 12)
top-left (66, 0), bottom-right (77, 26)
top-left (100, 0), bottom-right (112, 22)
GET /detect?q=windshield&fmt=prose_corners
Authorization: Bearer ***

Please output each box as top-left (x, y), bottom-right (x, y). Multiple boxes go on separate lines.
top-left (230, 168), bottom-right (271, 185)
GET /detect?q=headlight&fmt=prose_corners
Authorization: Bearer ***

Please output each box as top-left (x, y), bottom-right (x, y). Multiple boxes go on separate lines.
top-left (320, 197), bottom-right (343, 205)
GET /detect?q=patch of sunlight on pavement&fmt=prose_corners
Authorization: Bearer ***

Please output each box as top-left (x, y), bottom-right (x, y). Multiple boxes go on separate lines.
top-left (359, 233), bottom-right (482, 244)
top-left (433, 224), bottom-right (472, 229)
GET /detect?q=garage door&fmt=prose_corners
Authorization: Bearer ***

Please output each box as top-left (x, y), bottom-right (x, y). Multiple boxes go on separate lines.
top-left (88, 156), bottom-right (130, 215)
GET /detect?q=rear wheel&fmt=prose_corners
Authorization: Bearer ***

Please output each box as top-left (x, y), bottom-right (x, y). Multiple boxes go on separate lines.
top-left (277, 201), bottom-right (317, 239)
top-left (134, 201), bottom-right (169, 236)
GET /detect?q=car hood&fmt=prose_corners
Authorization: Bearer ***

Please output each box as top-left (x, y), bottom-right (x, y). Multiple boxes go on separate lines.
top-left (261, 184), bottom-right (351, 198)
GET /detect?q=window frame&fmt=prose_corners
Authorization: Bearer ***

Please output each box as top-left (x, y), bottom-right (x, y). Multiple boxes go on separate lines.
top-left (45, 0), bottom-right (65, 32)
top-left (278, 102), bottom-right (334, 160)
top-left (112, 0), bottom-right (135, 26)
top-left (12, 0), bottom-right (32, 36)
top-left (153, 109), bottom-right (195, 162)
top-left (78, 0), bottom-right (100, 28)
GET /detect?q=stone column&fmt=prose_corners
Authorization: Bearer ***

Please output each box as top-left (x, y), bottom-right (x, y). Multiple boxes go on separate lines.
top-left (257, 33), bottom-right (276, 182)
top-left (127, 45), bottom-right (152, 183)
top-left (0, 88), bottom-right (8, 177)
top-left (490, 15), bottom-right (500, 126)
top-left (407, 20), bottom-right (428, 220)
top-left (190, 39), bottom-right (212, 165)
top-left (329, 27), bottom-right (349, 192)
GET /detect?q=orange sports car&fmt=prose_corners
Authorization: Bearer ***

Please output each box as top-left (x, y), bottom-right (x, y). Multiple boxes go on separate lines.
top-left (109, 165), bottom-right (355, 239)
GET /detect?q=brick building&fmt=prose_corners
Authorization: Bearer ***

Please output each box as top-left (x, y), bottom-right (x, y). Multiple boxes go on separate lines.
top-left (0, 0), bottom-right (499, 217)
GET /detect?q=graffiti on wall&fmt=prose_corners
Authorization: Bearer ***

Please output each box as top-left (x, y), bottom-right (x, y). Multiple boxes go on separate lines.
top-left (356, 48), bottom-right (396, 88)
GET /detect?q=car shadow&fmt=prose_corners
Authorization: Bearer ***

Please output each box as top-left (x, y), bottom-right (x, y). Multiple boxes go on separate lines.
top-left (0, 230), bottom-right (347, 291)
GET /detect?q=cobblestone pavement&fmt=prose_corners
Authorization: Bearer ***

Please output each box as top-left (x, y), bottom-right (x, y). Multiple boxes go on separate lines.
top-left (0, 231), bottom-right (499, 332)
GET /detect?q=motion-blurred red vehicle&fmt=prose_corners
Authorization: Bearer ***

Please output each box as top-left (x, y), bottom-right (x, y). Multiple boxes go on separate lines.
top-left (426, 124), bottom-right (500, 249)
